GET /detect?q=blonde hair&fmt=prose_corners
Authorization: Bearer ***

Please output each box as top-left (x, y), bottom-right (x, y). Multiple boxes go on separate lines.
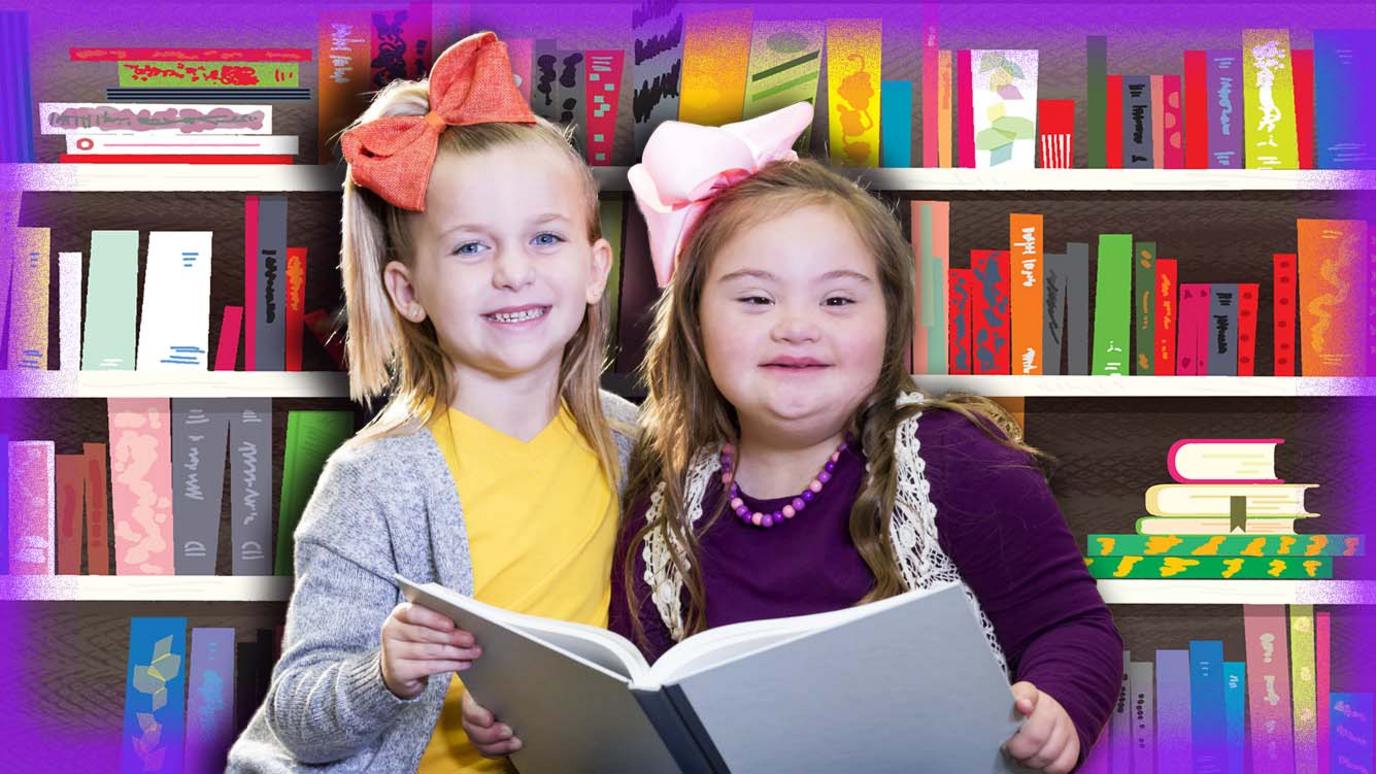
top-left (624, 158), bottom-right (1045, 641)
top-left (338, 73), bottom-right (620, 488)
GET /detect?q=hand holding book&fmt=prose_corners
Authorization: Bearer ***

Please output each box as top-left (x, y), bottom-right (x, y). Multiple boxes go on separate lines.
top-left (1005, 681), bottom-right (1080, 774)
top-left (379, 600), bottom-right (483, 701)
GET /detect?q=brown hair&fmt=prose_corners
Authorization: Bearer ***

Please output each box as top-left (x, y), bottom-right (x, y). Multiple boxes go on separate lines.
top-left (623, 158), bottom-right (1045, 641)
top-left (338, 74), bottom-right (619, 487)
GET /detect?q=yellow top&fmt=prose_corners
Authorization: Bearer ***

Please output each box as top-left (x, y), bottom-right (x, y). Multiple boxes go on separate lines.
top-left (417, 402), bottom-right (618, 773)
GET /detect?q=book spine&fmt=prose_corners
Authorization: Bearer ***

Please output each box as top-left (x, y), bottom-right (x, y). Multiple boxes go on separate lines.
top-left (1129, 660), bottom-right (1156, 773)
top-left (172, 400), bottom-right (231, 575)
top-left (880, 81), bottom-right (912, 168)
top-left (136, 231), bottom-right (213, 370)
top-left (58, 251), bottom-right (82, 371)
top-left (1225, 662), bottom-right (1247, 774)
top-left (1207, 51), bottom-right (1244, 168)
top-left (912, 201), bottom-right (951, 375)
top-left (214, 305), bottom-right (244, 371)
top-left (83, 442), bottom-right (110, 575)
top-left (1246, 605), bottom-right (1297, 773)
top-left (1237, 283), bottom-right (1260, 376)
top-left (83, 230), bottom-right (139, 371)
top-left (1150, 74), bottom-right (1165, 168)
top-left (1184, 50), bottom-right (1209, 168)
top-left (921, 20), bottom-right (938, 168)
top-left (1157, 649), bottom-right (1193, 771)
top-left (1085, 556), bottom-right (1331, 579)
top-left (824, 18), bottom-right (881, 167)
top-left (316, 11), bottom-right (370, 164)
top-left (1041, 252), bottom-right (1067, 376)
top-left (554, 49), bottom-right (586, 153)
top-left (1163, 73), bottom-right (1184, 168)
top-left (937, 50), bottom-right (953, 168)
top-left (1091, 234), bottom-right (1132, 375)
top-left (0, 434), bottom-right (7, 574)
top-left (1208, 283), bottom-right (1240, 376)
top-left (1177, 283), bottom-right (1211, 375)
top-left (243, 196), bottom-right (258, 371)
top-left (229, 398), bottom-right (273, 575)
top-left (121, 617), bottom-right (188, 773)
top-left (1037, 99), bottom-right (1074, 169)
top-left (109, 399), bottom-right (175, 575)
top-left (254, 195), bottom-right (288, 371)
top-left (971, 249), bottom-right (1011, 375)
top-left (1274, 253), bottom-right (1297, 376)
top-left (1123, 76), bottom-right (1153, 168)
top-left (1010, 214), bottom-right (1043, 375)
top-left (957, 49), bottom-right (974, 168)
top-left (234, 638), bottom-right (260, 735)
top-left (584, 50), bottom-right (624, 166)
top-left (1134, 241), bottom-right (1156, 375)
top-left (8, 227), bottom-right (50, 370)
top-left (1087, 36), bottom-right (1107, 168)
top-left (1065, 242), bottom-right (1091, 375)
top-left (1293, 49), bottom-right (1315, 170)
top-left (9, 441), bottom-right (56, 575)
top-left (285, 247), bottom-right (306, 372)
top-left (185, 627), bottom-right (236, 774)
top-left (274, 410), bottom-right (353, 576)
top-left (1243, 29), bottom-right (1299, 170)
top-left (1314, 30), bottom-right (1376, 169)
top-left (948, 268), bottom-right (975, 375)
top-left (1191, 640), bottom-right (1228, 773)
top-left (55, 454), bottom-right (84, 575)
top-left (1297, 219), bottom-right (1367, 376)
top-left (532, 39), bottom-right (560, 123)
top-left (630, 2), bottom-right (684, 156)
top-left (1110, 651), bottom-right (1132, 771)
top-left (681, 10), bottom-right (752, 128)
top-left (1330, 693), bottom-right (1374, 774)
top-left (1292, 605), bottom-right (1320, 774)
top-left (1086, 534), bottom-right (1364, 557)
top-left (1155, 258), bottom-right (1178, 374)
top-left (1317, 612), bottom-right (1331, 774)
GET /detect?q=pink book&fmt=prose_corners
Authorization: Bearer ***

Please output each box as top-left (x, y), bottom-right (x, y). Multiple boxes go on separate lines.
top-left (921, 16), bottom-right (939, 167)
top-left (1245, 605), bottom-right (1296, 774)
top-left (243, 195), bottom-right (259, 371)
top-left (1317, 611), bottom-right (1331, 774)
top-left (108, 399), bottom-right (175, 575)
top-left (1176, 283), bottom-right (1211, 375)
top-left (957, 49), bottom-right (975, 168)
top-left (214, 306), bottom-right (244, 371)
top-left (1163, 74), bottom-right (1184, 168)
top-left (1150, 75), bottom-right (1165, 168)
top-left (1166, 438), bottom-right (1285, 484)
top-left (8, 441), bottom-right (56, 575)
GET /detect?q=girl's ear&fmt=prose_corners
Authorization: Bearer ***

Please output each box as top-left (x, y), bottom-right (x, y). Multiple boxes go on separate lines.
top-left (383, 259), bottom-right (427, 323)
top-left (585, 236), bottom-right (613, 304)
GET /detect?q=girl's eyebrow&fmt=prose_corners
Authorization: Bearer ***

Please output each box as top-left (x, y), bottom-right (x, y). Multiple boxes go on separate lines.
top-left (717, 268), bottom-right (874, 284)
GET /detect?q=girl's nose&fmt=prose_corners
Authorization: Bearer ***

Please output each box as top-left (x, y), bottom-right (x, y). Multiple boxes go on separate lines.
top-left (770, 306), bottom-right (822, 344)
top-left (491, 247), bottom-right (536, 290)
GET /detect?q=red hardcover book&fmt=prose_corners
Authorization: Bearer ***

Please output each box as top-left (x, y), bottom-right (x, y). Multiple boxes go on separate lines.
top-left (1183, 51), bottom-right (1208, 168)
top-left (1106, 75), bottom-right (1124, 169)
top-left (82, 442), bottom-right (110, 575)
top-left (56, 454), bottom-right (85, 575)
top-left (1273, 253), bottom-right (1297, 376)
top-left (971, 249), bottom-right (1011, 375)
top-left (957, 50), bottom-right (975, 168)
top-left (948, 268), bottom-right (975, 375)
top-left (1176, 283), bottom-right (1211, 375)
top-left (214, 306), bottom-right (244, 371)
top-left (1237, 282), bottom-right (1260, 376)
top-left (285, 247), bottom-right (307, 372)
top-left (1155, 258), bottom-right (1178, 375)
top-left (1163, 74), bottom-right (1184, 169)
top-left (583, 50), bottom-right (625, 166)
top-left (1037, 99), bottom-right (1075, 168)
top-left (1292, 49), bottom-right (1315, 170)
top-left (59, 154), bottom-right (293, 165)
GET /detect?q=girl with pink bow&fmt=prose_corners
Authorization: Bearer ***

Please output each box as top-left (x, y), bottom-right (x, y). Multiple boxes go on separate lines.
top-left (465, 101), bottom-right (1122, 773)
top-left (227, 32), bottom-right (636, 773)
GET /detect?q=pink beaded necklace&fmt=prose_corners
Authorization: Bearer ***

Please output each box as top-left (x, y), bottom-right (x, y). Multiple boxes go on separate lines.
top-left (719, 436), bottom-right (851, 529)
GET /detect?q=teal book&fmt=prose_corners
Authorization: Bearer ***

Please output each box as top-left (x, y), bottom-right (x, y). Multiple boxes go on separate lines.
top-left (83, 230), bottom-right (139, 370)
top-left (1190, 640), bottom-right (1227, 774)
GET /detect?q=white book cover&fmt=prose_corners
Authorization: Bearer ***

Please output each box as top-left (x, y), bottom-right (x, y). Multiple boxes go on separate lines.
top-left (1144, 483), bottom-right (1318, 517)
top-left (39, 103), bottom-right (272, 135)
top-left (137, 231), bottom-right (212, 370)
top-left (970, 50), bottom-right (1039, 168)
top-left (58, 251), bottom-right (82, 371)
top-left (65, 133), bottom-right (298, 155)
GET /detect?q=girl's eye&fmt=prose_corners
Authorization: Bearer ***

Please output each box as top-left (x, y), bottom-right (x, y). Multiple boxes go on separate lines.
top-left (533, 232), bottom-right (566, 247)
top-left (824, 296), bottom-right (855, 307)
top-left (737, 295), bottom-right (773, 306)
top-left (451, 241), bottom-right (486, 256)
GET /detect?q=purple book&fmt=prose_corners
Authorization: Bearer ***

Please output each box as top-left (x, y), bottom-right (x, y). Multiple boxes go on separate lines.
top-left (185, 628), bottom-right (237, 774)
top-left (1157, 649), bottom-right (1194, 771)
top-left (1206, 50), bottom-right (1244, 168)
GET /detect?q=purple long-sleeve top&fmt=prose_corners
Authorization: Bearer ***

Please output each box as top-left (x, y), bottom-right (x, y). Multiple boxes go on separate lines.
top-left (609, 408), bottom-right (1124, 765)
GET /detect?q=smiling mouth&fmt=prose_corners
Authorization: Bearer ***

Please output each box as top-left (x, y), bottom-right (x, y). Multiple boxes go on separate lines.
top-left (483, 306), bottom-right (550, 324)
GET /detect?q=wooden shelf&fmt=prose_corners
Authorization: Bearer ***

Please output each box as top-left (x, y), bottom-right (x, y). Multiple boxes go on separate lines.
top-left (0, 574), bottom-right (1368, 604)
top-left (912, 375), bottom-right (1375, 398)
top-left (5, 163), bottom-right (1375, 193)
top-left (1, 369), bottom-right (351, 398)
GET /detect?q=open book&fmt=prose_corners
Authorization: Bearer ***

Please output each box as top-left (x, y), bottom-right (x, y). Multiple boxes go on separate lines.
top-left (397, 575), bottom-right (1029, 773)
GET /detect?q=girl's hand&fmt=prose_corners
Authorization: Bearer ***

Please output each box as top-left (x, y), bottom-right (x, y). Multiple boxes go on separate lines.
top-left (379, 601), bottom-right (482, 700)
top-left (461, 690), bottom-right (523, 757)
top-left (1003, 681), bottom-right (1079, 774)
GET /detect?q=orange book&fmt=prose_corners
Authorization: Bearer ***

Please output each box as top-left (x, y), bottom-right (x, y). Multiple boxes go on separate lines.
top-left (285, 247), bottom-right (307, 372)
top-left (56, 454), bottom-right (85, 575)
top-left (1297, 219), bottom-right (1367, 376)
top-left (83, 442), bottom-right (111, 575)
top-left (1009, 213), bottom-right (1044, 374)
top-left (679, 9), bottom-right (753, 127)
top-left (937, 50), bottom-right (954, 168)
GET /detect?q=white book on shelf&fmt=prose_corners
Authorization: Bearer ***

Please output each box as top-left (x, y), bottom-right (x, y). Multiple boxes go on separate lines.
top-left (136, 231), bottom-right (212, 370)
top-left (398, 575), bottom-right (1027, 774)
top-left (58, 251), bottom-right (81, 371)
top-left (64, 134), bottom-right (298, 155)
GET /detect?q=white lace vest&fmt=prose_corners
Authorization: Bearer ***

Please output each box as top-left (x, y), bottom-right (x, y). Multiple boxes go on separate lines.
top-left (640, 392), bottom-right (1008, 674)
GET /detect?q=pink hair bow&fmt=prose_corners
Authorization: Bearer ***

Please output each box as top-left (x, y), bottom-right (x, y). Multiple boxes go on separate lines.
top-left (627, 101), bottom-right (814, 287)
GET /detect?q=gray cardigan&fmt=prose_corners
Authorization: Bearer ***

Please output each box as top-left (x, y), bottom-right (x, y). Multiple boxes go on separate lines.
top-left (226, 392), bottom-right (638, 773)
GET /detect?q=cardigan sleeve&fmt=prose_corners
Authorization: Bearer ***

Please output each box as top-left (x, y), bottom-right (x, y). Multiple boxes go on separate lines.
top-left (608, 495), bottom-right (680, 664)
top-left (919, 409), bottom-right (1123, 764)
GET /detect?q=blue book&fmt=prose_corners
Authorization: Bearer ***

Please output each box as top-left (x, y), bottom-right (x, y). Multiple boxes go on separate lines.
top-left (880, 80), bottom-right (913, 168)
top-left (1157, 649), bottom-right (1193, 772)
top-left (185, 628), bottom-right (236, 774)
top-left (1190, 640), bottom-right (1227, 773)
top-left (0, 11), bottom-right (35, 162)
top-left (1314, 30), bottom-right (1376, 169)
top-left (1331, 693), bottom-right (1373, 774)
top-left (1224, 662), bottom-right (1247, 774)
top-left (121, 617), bottom-right (188, 773)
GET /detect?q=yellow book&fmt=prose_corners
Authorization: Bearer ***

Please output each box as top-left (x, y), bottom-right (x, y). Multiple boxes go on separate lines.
top-left (825, 18), bottom-right (883, 167)
top-left (1242, 29), bottom-right (1300, 169)
top-left (679, 8), bottom-right (753, 127)
top-left (9, 227), bottom-right (51, 371)
top-left (938, 50), bottom-right (953, 167)
top-left (1289, 605), bottom-right (1318, 774)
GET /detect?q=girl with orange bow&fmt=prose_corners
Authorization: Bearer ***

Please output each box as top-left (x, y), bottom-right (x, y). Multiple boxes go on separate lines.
top-left (226, 31), bottom-right (635, 773)
top-left (464, 101), bottom-right (1122, 773)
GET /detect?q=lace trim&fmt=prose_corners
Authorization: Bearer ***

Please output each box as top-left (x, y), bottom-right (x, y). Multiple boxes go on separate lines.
top-left (642, 393), bottom-right (1006, 674)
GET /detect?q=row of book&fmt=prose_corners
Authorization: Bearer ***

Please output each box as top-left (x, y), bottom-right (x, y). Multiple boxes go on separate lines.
top-left (2, 399), bottom-right (354, 577)
top-left (1081, 606), bottom-right (1370, 773)
top-left (121, 618), bottom-right (280, 774)
top-left (1080, 437), bottom-right (1366, 580)
top-left (908, 204), bottom-right (1369, 377)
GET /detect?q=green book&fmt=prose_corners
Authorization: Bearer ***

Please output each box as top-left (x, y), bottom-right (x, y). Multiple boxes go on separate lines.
top-left (274, 410), bottom-right (356, 575)
top-left (599, 196), bottom-right (625, 346)
top-left (1091, 234), bottom-right (1133, 375)
top-left (1133, 242), bottom-right (1156, 375)
top-left (1087, 534), bottom-right (1365, 558)
top-left (82, 230), bottom-right (139, 370)
top-left (1085, 555), bottom-right (1332, 579)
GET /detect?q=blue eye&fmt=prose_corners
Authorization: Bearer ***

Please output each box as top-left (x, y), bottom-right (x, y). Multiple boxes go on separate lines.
top-left (533, 232), bottom-right (565, 246)
top-left (451, 241), bottom-right (485, 256)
